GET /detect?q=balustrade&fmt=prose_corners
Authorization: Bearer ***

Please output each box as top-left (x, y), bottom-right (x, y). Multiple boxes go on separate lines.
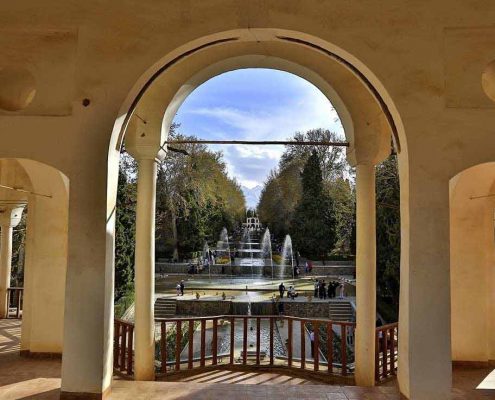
top-left (114, 315), bottom-right (398, 383)
top-left (6, 287), bottom-right (23, 318)
top-left (374, 322), bottom-right (398, 382)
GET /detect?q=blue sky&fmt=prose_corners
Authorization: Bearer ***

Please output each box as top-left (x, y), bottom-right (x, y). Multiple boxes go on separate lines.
top-left (173, 68), bottom-right (344, 190)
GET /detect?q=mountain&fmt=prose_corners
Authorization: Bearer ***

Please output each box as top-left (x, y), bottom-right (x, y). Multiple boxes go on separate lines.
top-left (241, 185), bottom-right (263, 209)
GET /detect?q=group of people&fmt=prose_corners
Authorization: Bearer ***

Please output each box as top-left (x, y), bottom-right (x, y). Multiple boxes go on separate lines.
top-left (278, 282), bottom-right (299, 299)
top-left (314, 278), bottom-right (345, 299)
top-left (175, 280), bottom-right (185, 296)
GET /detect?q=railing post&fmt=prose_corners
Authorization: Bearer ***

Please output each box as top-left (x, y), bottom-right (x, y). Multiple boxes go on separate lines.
top-left (256, 317), bottom-right (261, 365)
top-left (188, 320), bottom-right (194, 369)
top-left (327, 322), bottom-right (333, 374)
top-left (313, 321), bottom-right (319, 372)
top-left (375, 328), bottom-right (380, 382)
top-left (175, 321), bottom-right (182, 371)
top-left (161, 322), bottom-right (167, 373)
top-left (300, 320), bottom-right (306, 369)
top-left (114, 321), bottom-right (120, 370)
top-left (341, 324), bottom-right (347, 376)
top-left (127, 325), bottom-right (134, 375)
top-left (382, 327), bottom-right (388, 377)
top-left (269, 317), bottom-right (274, 366)
top-left (200, 319), bottom-right (206, 368)
top-left (288, 318), bottom-right (293, 367)
top-left (120, 325), bottom-right (127, 372)
top-left (212, 318), bottom-right (218, 365)
top-left (390, 326), bottom-right (397, 375)
top-left (243, 317), bottom-right (248, 365)
top-left (230, 317), bottom-right (235, 364)
top-left (16, 289), bottom-right (21, 318)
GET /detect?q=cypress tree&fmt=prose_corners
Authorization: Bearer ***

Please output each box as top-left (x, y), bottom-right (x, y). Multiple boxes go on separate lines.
top-left (291, 150), bottom-right (336, 259)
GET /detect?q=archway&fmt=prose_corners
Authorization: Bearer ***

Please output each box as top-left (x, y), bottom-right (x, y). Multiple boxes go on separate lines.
top-left (450, 162), bottom-right (495, 366)
top-left (0, 158), bottom-right (69, 356)
top-left (104, 27), bottom-right (407, 388)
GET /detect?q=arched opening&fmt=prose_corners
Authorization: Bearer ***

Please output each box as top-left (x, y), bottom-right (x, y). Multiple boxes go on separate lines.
top-left (0, 158), bottom-right (69, 356)
top-left (104, 27), bottom-right (407, 392)
top-left (450, 162), bottom-right (495, 386)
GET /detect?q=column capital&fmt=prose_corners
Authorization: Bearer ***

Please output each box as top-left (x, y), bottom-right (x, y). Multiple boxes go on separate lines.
top-left (0, 204), bottom-right (25, 228)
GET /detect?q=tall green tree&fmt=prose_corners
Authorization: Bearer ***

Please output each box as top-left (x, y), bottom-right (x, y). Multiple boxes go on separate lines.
top-left (114, 151), bottom-right (137, 302)
top-left (291, 151), bottom-right (336, 259)
top-left (156, 124), bottom-right (246, 260)
top-left (376, 155), bottom-right (401, 319)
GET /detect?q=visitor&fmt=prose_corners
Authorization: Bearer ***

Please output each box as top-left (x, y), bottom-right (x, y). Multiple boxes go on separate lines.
top-left (321, 280), bottom-right (327, 299)
top-left (308, 260), bottom-right (313, 273)
top-left (176, 283), bottom-right (181, 296)
top-left (288, 286), bottom-right (298, 300)
top-left (338, 278), bottom-right (345, 299)
top-left (279, 282), bottom-right (286, 298)
top-left (309, 329), bottom-right (315, 358)
top-left (314, 279), bottom-right (319, 297)
top-left (304, 261), bottom-right (309, 273)
top-left (328, 281), bottom-right (337, 298)
top-left (180, 280), bottom-right (185, 296)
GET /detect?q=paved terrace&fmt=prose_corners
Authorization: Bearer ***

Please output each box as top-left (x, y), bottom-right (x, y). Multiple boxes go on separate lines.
top-left (1, 320), bottom-right (494, 399)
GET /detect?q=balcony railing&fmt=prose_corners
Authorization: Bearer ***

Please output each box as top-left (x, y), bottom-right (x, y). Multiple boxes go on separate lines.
top-left (6, 287), bottom-right (23, 319)
top-left (114, 316), bottom-right (398, 383)
top-left (114, 318), bottom-right (134, 375)
top-left (375, 322), bottom-right (398, 382)
top-left (114, 315), bottom-right (357, 380)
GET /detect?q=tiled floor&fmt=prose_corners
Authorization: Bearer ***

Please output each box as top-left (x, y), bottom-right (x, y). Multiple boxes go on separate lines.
top-left (2, 319), bottom-right (495, 399)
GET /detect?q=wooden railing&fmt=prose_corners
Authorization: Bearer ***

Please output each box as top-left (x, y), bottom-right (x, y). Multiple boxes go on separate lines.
top-left (375, 322), bottom-right (398, 382)
top-left (6, 287), bottom-right (23, 319)
top-left (156, 315), bottom-right (356, 377)
top-left (114, 319), bottom-right (134, 376)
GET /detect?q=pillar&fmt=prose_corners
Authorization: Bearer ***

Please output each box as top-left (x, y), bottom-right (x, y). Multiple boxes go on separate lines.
top-left (354, 163), bottom-right (377, 386)
top-left (133, 158), bottom-right (157, 381)
top-left (0, 224), bottom-right (13, 318)
top-left (61, 167), bottom-right (113, 398)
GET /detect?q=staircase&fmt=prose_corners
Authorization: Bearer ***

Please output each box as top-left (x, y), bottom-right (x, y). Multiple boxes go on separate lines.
top-left (154, 297), bottom-right (177, 318)
top-left (329, 301), bottom-right (354, 321)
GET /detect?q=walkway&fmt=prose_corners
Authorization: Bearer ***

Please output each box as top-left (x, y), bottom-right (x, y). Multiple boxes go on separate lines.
top-left (1, 320), bottom-right (494, 399)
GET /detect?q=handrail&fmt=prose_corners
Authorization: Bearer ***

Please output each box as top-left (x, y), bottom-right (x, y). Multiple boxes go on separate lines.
top-left (155, 314), bottom-right (357, 326)
top-left (375, 322), bottom-right (398, 382)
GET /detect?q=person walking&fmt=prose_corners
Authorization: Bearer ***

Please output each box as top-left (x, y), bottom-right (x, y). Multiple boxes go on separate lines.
top-left (180, 280), bottom-right (185, 296)
top-left (176, 283), bottom-right (181, 296)
top-left (314, 279), bottom-right (319, 297)
top-left (338, 279), bottom-right (345, 299)
top-left (321, 280), bottom-right (327, 299)
top-left (279, 282), bottom-right (286, 298)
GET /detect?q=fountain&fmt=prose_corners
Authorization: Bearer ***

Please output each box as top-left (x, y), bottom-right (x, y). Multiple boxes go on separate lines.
top-left (261, 228), bottom-right (274, 279)
top-left (202, 241), bottom-right (211, 279)
top-left (280, 235), bottom-right (295, 281)
top-left (215, 227), bottom-right (231, 274)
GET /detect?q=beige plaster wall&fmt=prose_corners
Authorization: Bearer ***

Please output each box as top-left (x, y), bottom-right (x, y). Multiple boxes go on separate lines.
top-left (450, 163), bottom-right (495, 362)
top-left (0, 1), bottom-right (493, 398)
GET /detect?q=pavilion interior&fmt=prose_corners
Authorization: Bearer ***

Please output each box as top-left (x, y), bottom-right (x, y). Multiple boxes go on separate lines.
top-left (1, 1), bottom-right (495, 399)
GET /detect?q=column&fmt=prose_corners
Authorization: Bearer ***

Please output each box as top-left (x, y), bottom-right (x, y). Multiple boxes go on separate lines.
top-left (0, 223), bottom-right (13, 318)
top-left (134, 158), bottom-right (157, 381)
top-left (354, 163), bottom-right (377, 386)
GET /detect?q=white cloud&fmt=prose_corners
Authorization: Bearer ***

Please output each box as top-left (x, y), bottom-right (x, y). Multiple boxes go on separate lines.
top-left (176, 70), bottom-right (345, 187)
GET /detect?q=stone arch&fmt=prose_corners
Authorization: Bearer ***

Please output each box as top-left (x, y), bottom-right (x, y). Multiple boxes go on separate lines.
top-left (0, 158), bottom-right (69, 355)
top-left (450, 162), bottom-right (495, 364)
